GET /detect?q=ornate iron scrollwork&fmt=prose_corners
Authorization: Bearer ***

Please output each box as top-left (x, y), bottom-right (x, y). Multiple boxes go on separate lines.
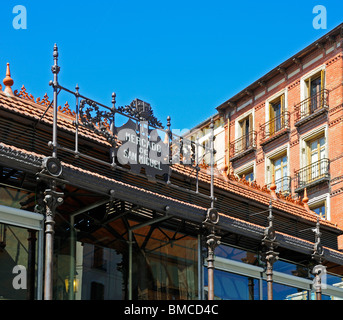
top-left (79, 99), bottom-right (116, 146)
top-left (117, 98), bottom-right (164, 129)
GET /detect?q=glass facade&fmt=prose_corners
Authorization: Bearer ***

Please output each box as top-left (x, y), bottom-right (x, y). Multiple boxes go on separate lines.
top-left (204, 269), bottom-right (260, 300)
top-left (1, 174), bottom-right (343, 301)
top-left (0, 223), bottom-right (38, 300)
top-left (53, 217), bottom-right (198, 300)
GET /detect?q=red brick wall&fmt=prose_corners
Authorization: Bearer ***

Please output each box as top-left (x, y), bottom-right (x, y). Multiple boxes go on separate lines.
top-left (226, 37), bottom-right (343, 247)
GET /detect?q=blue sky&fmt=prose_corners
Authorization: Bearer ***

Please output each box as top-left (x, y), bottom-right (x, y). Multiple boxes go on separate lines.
top-left (0, 0), bottom-right (342, 131)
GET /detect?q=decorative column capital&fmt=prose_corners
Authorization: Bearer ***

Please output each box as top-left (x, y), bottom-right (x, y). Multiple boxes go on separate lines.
top-left (44, 188), bottom-right (64, 217)
top-left (206, 232), bottom-right (221, 253)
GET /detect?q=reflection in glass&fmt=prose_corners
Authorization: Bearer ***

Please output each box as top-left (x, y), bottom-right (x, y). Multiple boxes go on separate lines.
top-left (215, 245), bottom-right (259, 266)
top-left (53, 215), bottom-right (198, 300)
top-left (263, 281), bottom-right (309, 300)
top-left (0, 223), bottom-right (37, 300)
top-left (204, 269), bottom-right (259, 300)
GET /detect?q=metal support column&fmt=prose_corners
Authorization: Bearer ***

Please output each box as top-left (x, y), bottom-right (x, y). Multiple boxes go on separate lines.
top-left (206, 227), bottom-right (220, 300)
top-left (43, 185), bottom-right (63, 300)
top-left (50, 44), bottom-right (60, 158)
top-left (261, 201), bottom-right (279, 300)
top-left (203, 117), bottom-right (220, 300)
top-left (311, 218), bottom-right (325, 300)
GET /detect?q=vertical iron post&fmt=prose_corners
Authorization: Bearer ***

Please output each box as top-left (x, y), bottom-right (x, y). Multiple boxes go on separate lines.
top-left (206, 227), bottom-right (220, 300)
top-left (43, 185), bottom-right (63, 300)
top-left (166, 116), bottom-right (171, 184)
top-left (312, 218), bottom-right (325, 300)
top-left (51, 44), bottom-right (60, 158)
top-left (210, 118), bottom-right (215, 209)
top-left (203, 117), bottom-right (220, 300)
top-left (110, 92), bottom-right (117, 168)
top-left (262, 200), bottom-right (279, 300)
top-left (74, 84), bottom-right (79, 156)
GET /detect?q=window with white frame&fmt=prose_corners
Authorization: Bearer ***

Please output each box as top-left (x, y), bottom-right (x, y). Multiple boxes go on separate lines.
top-left (265, 145), bottom-right (290, 194)
top-left (300, 66), bottom-right (327, 119)
top-left (235, 162), bottom-right (255, 183)
top-left (308, 194), bottom-right (330, 220)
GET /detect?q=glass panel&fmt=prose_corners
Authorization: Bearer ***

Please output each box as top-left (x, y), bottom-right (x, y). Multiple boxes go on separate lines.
top-left (53, 214), bottom-right (198, 300)
top-left (312, 204), bottom-right (326, 219)
top-left (262, 281), bottom-right (310, 300)
top-left (0, 224), bottom-right (37, 300)
top-left (0, 185), bottom-right (33, 209)
top-left (204, 269), bottom-right (259, 300)
top-left (133, 228), bottom-right (198, 300)
top-left (310, 77), bottom-right (321, 112)
top-left (273, 259), bottom-right (310, 279)
top-left (272, 101), bottom-right (282, 132)
top-left (244, 171), bottom-right (254, 182)
top-left (215, 245), bottom-right (259, 266)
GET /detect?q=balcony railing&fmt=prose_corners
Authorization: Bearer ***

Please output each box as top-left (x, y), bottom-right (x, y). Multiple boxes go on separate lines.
top-left (294, 89), bottom-right (329, 125)
top-left (229, 131), bottom-right (257, 160)
top-left (260, 111), bottom-right (290, 143)
top-left (266, 176), bottom-right (291, 194)
top-left (294, 158), bottom-right (330, 190)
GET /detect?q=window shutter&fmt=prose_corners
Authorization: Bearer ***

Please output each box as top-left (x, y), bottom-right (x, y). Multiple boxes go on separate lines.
top-left (320, 69), bottom-right (325, 91)
top-left (248, 113), bottom-right (253, 133)
top-left (280, 94), bottom-right (285, 127)
top-left (269, 103), bottom-right (274, 137)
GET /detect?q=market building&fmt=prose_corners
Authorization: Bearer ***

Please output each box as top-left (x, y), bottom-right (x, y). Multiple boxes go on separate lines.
top-left (1, 26), bottom-right (343, 300)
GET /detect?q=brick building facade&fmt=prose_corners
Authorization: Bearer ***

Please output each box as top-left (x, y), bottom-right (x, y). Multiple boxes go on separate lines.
top-left (189, 24), bottom-right (343, 247)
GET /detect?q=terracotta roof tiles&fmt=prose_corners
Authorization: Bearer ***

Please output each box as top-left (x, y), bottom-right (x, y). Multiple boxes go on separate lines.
top-left (0, 90), bottom-right (341, 232)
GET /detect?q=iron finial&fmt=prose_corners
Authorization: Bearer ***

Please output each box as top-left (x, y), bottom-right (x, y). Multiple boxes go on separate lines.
top-left (112, 92), bottom-right (116, 107)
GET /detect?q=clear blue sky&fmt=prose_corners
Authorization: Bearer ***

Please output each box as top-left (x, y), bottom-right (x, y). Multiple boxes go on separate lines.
top-left (0, 0), bottom-right (342, 131)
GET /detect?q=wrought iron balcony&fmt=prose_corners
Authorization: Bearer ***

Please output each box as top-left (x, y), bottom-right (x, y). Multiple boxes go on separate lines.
top-left (294, 158), bottom-right (330, 191)
top-left (260, 111), bottom-right (290, 145)
top-left (266, 176), bottom-right (291, 194)
top-left (229, 131), bottom-right (257, 160)
top-left (294, 89), bottom-right (329, 126)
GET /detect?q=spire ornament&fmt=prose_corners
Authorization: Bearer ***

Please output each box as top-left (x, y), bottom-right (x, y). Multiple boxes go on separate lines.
top-left (3, 63), bottom-right (14, 96)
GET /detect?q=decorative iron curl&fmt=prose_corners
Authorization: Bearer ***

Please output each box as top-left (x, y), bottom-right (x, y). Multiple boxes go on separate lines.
top-left (117, 100), bottom-right (164, 129)
top-left (79, 99), bottom-right (116, 146)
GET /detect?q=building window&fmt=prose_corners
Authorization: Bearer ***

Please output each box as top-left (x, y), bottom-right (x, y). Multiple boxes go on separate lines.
top-left (266, 147), bottom-right (290, 194)
top-left (238, 169), bottom-right (254, 183)
top-left (307, 135), bottom-right (326, 182)
top-left (271, 154), bottom-right (289, 193)
top-left (310, 201), bottom-right (327, 219)
top-left (92, 246), bottom-right (107, 271)
top-left (301, 69), bottom-right (326, 118)
top-left (268, 94), bottom-right (285, 135)
top-left (295, 129), bottom-right (329, 190)
top-left (238, 114), bottom-right (253, 149)
top-left (304, 70), bottom-right (324, 110)
top-left (235, 163), bottom-right (255, 183)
